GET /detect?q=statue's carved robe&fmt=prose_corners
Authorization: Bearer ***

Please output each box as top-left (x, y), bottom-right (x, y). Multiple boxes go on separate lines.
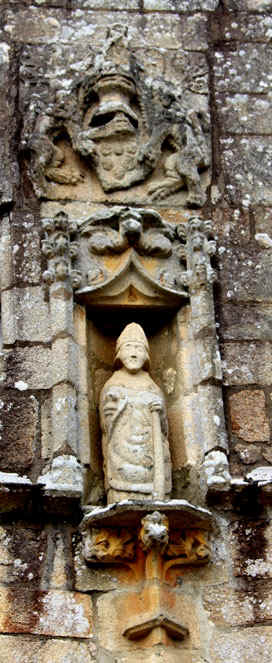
top-left (100, 370), bottom-right (172, 502)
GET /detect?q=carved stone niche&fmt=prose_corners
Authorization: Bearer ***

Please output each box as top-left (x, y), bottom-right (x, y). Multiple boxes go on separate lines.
top-left (40, 207), bottom-right (230, 648)
top-left (40, 208), bottom-right (230, 507)
top-left (25, 24), bottom-right (210, 208)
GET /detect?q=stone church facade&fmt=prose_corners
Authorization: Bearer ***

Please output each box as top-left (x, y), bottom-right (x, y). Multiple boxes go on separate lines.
top-left (0, 1), bottom-right (272, 661)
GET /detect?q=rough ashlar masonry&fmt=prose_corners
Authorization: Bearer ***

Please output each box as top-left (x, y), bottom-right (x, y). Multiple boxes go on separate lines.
top-left (0, 1), bottom-right (272, 662)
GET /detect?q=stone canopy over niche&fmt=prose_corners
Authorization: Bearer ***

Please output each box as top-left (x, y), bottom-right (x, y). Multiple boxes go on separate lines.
top-left (23, 24), bottom-right (210, 208)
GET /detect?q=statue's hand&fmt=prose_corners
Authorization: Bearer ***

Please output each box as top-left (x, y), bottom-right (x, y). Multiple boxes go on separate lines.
top-left (149, 397), bottom-right (163, 413)
top-left (103, 392), bottom-right (119, 419)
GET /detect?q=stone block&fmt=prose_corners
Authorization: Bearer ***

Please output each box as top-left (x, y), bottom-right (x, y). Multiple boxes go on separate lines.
top-left (221, 13), bottom-right (272, 43)
top-left (222, 342), bottom-right (272, 386)
top-left (51, 337), bottom-right (80, 389)
top-left (8, 7), bottom-right (193, 50)
top-left (210, 626), bottom-right (272, 663)
top-left (12, 211), bottom-right (42, 286)
top-left (229, 390), bottom-right (269, 442)
top-left (255, 210), bottom-right (272, 238)
top-left (202, 582), bottom-right (255, 626)
top-left (221, 136), bottom-right (272, 208)
top-left (217, 243), bottom-right (272, 303)
top-left (0, 39), bottom-right (17, 208)
top-left (0, 587), bottom-right (93, 638)
top-left (115, 648), bottom-right (198, 663)
top-left (230, 520), bottom-right (272, 579)
top-left (0, 634), bottom-right (96, 662)
top-left (2, 287), bottom-right (50, 345)
top-left (224, 0), bottom-right (272, 9)
top-left (41, 393), bottom-right (52, 460)
top-left (220, 302), bottom-right (272, 341)
top-left (234, 443), bottom-right (262, 465)
top-left (143, 0), bottom-right (219, 9)
top-left (49, 532), bottom-right (67, 589)
top-left (7, 346), bottom-right (51, 390)
top-left (74, 543), bottom-right (122, 592)
top-left (0, 217), bottom-right (13, 291)
top-left (97, 586), bottom-right (200, 652)
top-left (3, 8), bottom-right (63, 44)
top-left (50, 294), bottom-right (73, 339)
top-left (39, 455), bottom-right (83, 496)
top-left (214, 45), bottom-right (272, 93)
top-left (212, 206), bottom-right (251, 243)
top-left (0, 392), bottom-right (38, 473)
top-left (51, 384), bottom-right (78, 455)
top-left (72, 0), bottom-right (138, 7)
top-left (216, 92), bottom-right (272, 134)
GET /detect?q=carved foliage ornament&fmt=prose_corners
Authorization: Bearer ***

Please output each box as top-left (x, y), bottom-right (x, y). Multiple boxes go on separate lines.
top-left (82, 512), bottom-right (211, 567)
top-left (41, 212), bottom-right (82, 290)
top-left (27, 25), bottom-right (210, 206)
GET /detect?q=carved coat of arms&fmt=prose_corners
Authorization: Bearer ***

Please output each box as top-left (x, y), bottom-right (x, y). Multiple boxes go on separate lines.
top-left (26, 25), bottom-right (210, 207)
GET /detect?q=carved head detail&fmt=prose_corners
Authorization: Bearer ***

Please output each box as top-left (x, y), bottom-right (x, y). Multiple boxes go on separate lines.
top-left (114, 323), bottom-right (150, 372)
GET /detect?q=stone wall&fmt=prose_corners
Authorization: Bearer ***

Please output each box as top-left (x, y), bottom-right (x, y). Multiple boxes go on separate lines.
top-left (0, 1), bottom-right (272, 662)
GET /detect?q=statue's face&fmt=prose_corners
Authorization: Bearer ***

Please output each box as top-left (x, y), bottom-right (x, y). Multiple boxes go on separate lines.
top-left (118, 341), bottom-right (147, 373)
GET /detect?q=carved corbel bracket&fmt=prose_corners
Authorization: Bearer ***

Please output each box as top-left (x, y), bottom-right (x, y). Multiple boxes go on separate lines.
top-left (80, 501), bottom-right (212, 646)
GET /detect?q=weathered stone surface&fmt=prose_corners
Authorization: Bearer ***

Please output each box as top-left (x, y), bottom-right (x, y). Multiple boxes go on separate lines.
top-left (230, 520), bottom-right (272, 579)
top-left (72, 0), bottom-right (138, 7)
top-left (11, 212), bottom-right (42, 286)
top-left (229, 390), bottom-right (269, 442)
top-left (0, 587), bottom-right (93, 638)
top-left (51, 384), bottom-right (78, 455)
top-left (0, 217), bottom-right (13, 291)
top-left (224, 0), bottom-right (272, 9)
top-left (0, 522), bottom-right (47, 585)
top-left (6, 346), bottom-right (51, 390)
top-left (115, 648), bottom-right (199, 663)
top-left (234, 443), bottom-right (262, 465)
top-left (221, 137), bottom-right (272, 207)
top-left (220, 302), bottom-right (272, 341)
top-left (210, 626), bottom-right (272, 663)
top-left (52, 337), bottom-right (80, 389)
top-left (254, 207), bottom-right (272, 236)
top-left (216, 93), bottom-right (272, 134)
top-left (217, 244), bottom-right (272, 303)
top-left (212, 206), bottom-right (251, 243)
top-left (3, 8), bottom-right (63, 44)
top-left (6, 8), bottom-right (206, 50)
top-left (39, 455), bottom-right (83, 496)
top-left (97, 586), bottom-right (200, 651)
top-left (0, 38), bottom-right (17, 208)
top-left (221, 13), bottom-right (272, 43)
top-left (50, 294), bottom-right (74, 339)
top-left (203, 582), bottom-right (255, 626)
top-left (143, 0), bottom-right (219, 9)
top-left (214, 45), bottom-right (272, 94)
top-left (0, 634), bottom-right (96, 662)
top-left (49, 532), bottom-right (67, 589)
top-left (222, 342), bottom-right (272, 386)
top-left (0, 392), bottom-right (38, 472)
top-left (1, 287), bottom-right (50, 345)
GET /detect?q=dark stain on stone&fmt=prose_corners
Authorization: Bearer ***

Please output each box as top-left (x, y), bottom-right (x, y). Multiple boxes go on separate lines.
top-left (0, 391), bottom-right (38, 473)
top-left (3, 520), bottom-right (48, 633)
